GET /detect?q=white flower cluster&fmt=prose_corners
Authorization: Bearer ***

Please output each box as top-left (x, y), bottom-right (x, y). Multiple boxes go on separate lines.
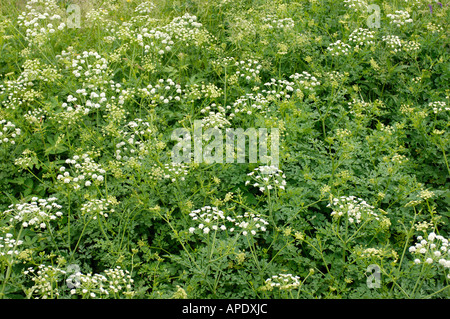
top-left (52, 101), bottom-right (89, 125)
top-left (402, 40), bottom-right (420, 53)
top-left (391, 153), bottom-right (408, 164)
top-left (161, 13), bottom-right (215, 47)
top-left (0, 81), bottom-right (20, 110)
top-left (134, 1), bottom-right (156, 14)
top-left (81, 198), bottom-right (117, 219)
top-left (200, 103), bottom-right (227, 115)
top-left (71, 89), bottom-right (109, 111)
top-left (114, 119), bottom-right (153, 162)
top-left (201, 111), bottom-right (231, 129)
top-left (324, 71), bottom-right (347, 84)
top-left (17, 0), bottom-right (67, 46)
top-left (382, 35), bottom-right (402, 52)
top-left (69, 266), bottom-right (135, 298)
top-left (227, 93), bottom-right (270, 117)
top-left (148, 163), bottom-right (190, 182)
top-left (425, 22), bottom-right (444, 34)
top-left (335, 128), bottom-right (352, 139)
top-left (103, 266), bottom-right (135, 296)
top-left (409, 232), bottom-right (450, 271)
top-left (137, 78), bottom-right (182, 105)
top-left (24, 264), bottom-right (135, 299)
top-left (0, 119), bottom-right (21, 145)
top-left (124, 117), bottom-right (152, 135)
top-left (85, 7), bottom-right (109, 25)
top-left (188, 206), bottom-right (269, 236)
top-left (162, 163), bottom-right (190, 182)
top-left (0, 73), bottom-right (45, 110)
top-left (198, 83), bottom-right (224, 99)
top-left (327, 40), bottom-right (352, 56)
top-left (387, 10), bottom-right (413, 27)
top-left (348, 28), bottom-right (376, 49)
top-left (414, 220), bottom-right (434, 233)
top-left (246, 165), bottom-right (286, 193)
top-left (264, 274), bottom-right (301, 290)
top-left (0, 233), bottom-right (23, 257)
top-left (57, 52), bottom-right (130, 117)
top-left (70, 272), bottom-right (110, 298)
top-left (14, 149), bottom-right (38, 170)
top-left (262, 78), bottom-right (295, 100)
top-left (5, 197), bottom-right (62, 229)
top-left (401, 0), bottom-right (425, 7)
top-left (343, 0), bottom-right (368, 12)
top-left (211, 56), bottom-right (236, 69)
top-left (429, 101), bottom-right (449, 114)
top-left (189, 206), bottom-right (226, 235)
top-left (381, 35), bottom-right (420, 54)
top-left (20, 59), bottom-right (61, 83)
top-left (23, 264), bottom-right (66, 299)
top-left (139, 28), bottom-right (172, 55)
top-left (347, 98), bottom-right (372, 115)
top-left (327, 196), bottom-right (379, 224)
top-left (62, 50), bottom-right (110, 85)
top-left (289, 72), bottom-right (321, 92)
top-left (107, 17), bottom-right (172, 54)
top-left (184, 83), bottom-right (223, 103)
top-left (57, 154), bottom-right (106, 189)
top-left (359, 247), bottom-right (383, 258)
top-left (24, 107), bottom-right (46, 125)
top-left (234, 59), bottom-right (263, 82)
top-left (261, 15), bottom-right (295, 30)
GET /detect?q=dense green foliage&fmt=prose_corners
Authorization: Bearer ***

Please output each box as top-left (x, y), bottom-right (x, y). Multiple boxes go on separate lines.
top-left (0, 0), bottom-right (449, 299)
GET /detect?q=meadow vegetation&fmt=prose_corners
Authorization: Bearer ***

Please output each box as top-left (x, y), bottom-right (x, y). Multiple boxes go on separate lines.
top-left (0, 0), bottom-right (449, 299)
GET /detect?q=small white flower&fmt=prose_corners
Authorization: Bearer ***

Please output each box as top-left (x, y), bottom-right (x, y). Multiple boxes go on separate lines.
top-left (428, 232), bottom-right (436, 241)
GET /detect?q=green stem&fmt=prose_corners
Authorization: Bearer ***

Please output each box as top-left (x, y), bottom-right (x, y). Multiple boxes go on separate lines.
top-left (411, 262), bottom-right (427, 297)
top-left (424, 285), bottom-right (450, 299)
top-left (438, 138), bottom-right (450, 177)
top-left (246, 235), bottom-right (261, 272)
top-left (97, 213), bottom-right (110, 241)
top-left (69, 215), bottom-right (93, 264)
top-left (0, 227), bottom-right (23, 299)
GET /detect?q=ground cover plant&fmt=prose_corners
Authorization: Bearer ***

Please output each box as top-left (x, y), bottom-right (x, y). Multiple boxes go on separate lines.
top-left (0, 0), bottom-right (449, 299)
